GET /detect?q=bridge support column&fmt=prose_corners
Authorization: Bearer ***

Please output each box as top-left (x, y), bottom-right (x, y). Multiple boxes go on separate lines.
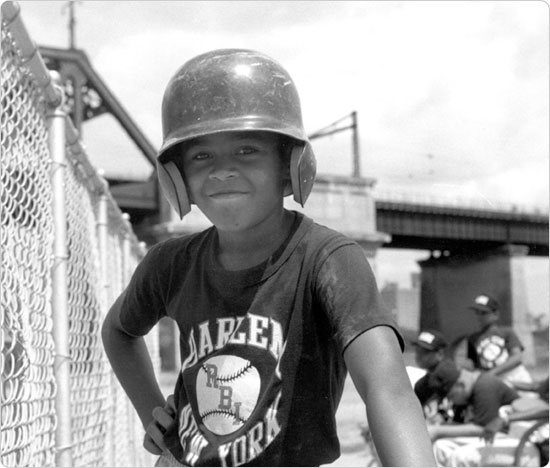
top-left (286, 174), bottom-right (390, 266)
top-left (418, 244), bottom-right (537, 367)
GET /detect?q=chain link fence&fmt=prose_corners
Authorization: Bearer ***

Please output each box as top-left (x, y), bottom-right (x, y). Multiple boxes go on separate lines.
top-left (1, 2), bottom-right (161, 466)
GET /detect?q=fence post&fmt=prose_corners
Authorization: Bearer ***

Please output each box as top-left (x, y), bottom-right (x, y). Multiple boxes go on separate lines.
top-left (120, 212), bottom-right (139, 466)
top-left (96, 174), bottom-right (116, 466)
top-left (47, 72), bottom-right (73, 468)
top-left (96, 176), bottom-right (110, 319)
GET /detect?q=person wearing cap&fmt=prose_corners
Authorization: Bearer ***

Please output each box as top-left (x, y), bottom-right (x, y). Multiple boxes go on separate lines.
top-left (413, 329), bottom-right (450, 372)
top-left (411, 330), bottom-right (455, 421)
top-left (412, 329), bottom-right (461, 424)
top-left (466, 294), bottom-right (532, 386)
top-left (426, 360), bottom-right (543, 466)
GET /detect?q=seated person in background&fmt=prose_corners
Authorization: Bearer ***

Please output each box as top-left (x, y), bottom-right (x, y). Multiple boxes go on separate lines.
top-left (413, 329), bottom-right (450, 374)
top-left (427, 360), bottom-right (543, 467)
top-left (512, 377), bottom-right (549, 403)
top-left (411, 329), bottom-right (456, 423)
top-left (466, 294), bottom-right (532, 386)
top-left (505, 377), bottom-right (549, 467)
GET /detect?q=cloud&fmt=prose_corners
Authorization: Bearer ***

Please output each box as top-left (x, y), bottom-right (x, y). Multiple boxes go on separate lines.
top-left (18, 0), bottom-right (548, 210)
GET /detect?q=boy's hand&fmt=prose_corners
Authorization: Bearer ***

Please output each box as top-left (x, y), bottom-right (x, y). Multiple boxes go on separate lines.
top-left (144, 395), bottom-right (177, 455)
top-left (482, 416), bottom-right (506, 444)
top-left (426, 425), bottom-right (440, 441)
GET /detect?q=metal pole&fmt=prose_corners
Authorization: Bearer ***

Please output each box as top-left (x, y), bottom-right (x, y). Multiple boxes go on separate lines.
top-left (121, 213), bottom-right (131, 284)
top-left (68, 0), bottom-right (76, 49)
top-left (351, 110), bottom-right (361, 178)
top-left (48, 73), bottom-right (73, 468)
top-left (120, 213), bottom-right (140, 466)
top-left (1, 1), bottom-right (63, 108)
top-left (96, 173), bottom-right (116, 466)
top-left (96, 174), bottom-right (110, 311)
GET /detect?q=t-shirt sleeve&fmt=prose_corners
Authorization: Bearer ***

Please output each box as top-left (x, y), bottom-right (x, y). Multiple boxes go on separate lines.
top-left (118, 242), bottom-right (168, 337)
top-left (504, 327), bottom-right (524, 351)
top-left (313, 242), bottom-right (403, 353)
top-left (472, 375), bottom-right (519, 425)
top-left (466, 335), bottom-right (478, 364)
top-left (414, 374), bottom-right (436, 406)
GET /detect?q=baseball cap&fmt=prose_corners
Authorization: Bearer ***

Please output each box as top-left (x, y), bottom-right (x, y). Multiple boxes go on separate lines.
top-left (469, 294), bottom-right (500, 314)
top-left (429, 360), bottom-right (461, 396)
top-left (412, 330), bottom-right (449, 351)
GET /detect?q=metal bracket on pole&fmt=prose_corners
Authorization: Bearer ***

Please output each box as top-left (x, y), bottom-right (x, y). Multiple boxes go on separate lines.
top-left (2, 1), bottom-right (63, 107)
top-left (47, 71), bottom-right (74, 468)
top-left (308, 110), bottom-right (362, 178)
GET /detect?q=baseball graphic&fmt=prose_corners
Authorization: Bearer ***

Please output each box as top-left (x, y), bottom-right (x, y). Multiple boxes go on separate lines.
top-left (196, 355), bottom-right (261, 436)
top-left (478, 336), bottom-right (508, 368)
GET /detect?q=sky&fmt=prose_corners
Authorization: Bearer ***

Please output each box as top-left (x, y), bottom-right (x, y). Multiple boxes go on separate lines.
top-left (12, 0), bottom-right (550, 312)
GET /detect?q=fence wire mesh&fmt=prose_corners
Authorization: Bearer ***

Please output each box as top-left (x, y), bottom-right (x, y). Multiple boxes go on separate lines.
top-left (1, 6), bottom-right (161, 467)
top-left (63, 147), bottom-right (110, 467)
top-left (1, 23), bottom-right (58, 468)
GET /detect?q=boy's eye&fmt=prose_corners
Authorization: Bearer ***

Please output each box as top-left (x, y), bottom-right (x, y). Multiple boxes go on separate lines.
top-left (191, 151), bottom-right (211, 161)
top-left (235, 146), bottom-right (258, 156)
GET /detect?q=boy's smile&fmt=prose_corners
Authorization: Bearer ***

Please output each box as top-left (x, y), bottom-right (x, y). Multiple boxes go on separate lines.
top-left (208, 191), bottom-right (248, 199)
top-left (180, 131), bottom-right (288, 233)
top-left (474, 309), bottom-right (498, 329)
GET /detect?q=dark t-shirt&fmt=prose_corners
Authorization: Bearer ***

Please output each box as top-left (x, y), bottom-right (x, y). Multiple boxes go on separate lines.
top-left (469, 373), bottom-right (519, 426)
top-left (119, 212), bottom-right (402, 467)
top-left (467, 325), bottom-right (523, 370)
top-left (414, 358), bottom-right (456, 406)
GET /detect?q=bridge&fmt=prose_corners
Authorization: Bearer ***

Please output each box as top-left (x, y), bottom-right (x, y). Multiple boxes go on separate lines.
top-left (375, 193), bottom-right (548, 257)
top-left (3, 6), bottom-right (545, 466)
top-left (39, 45), bottom-right (548, 258)
top-left (106, 172), bottom-right (550, 258)
top-left (41, 44), bottom-right (548, 366)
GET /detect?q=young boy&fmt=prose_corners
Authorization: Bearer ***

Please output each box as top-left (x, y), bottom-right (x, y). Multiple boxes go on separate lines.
top-left (411, 329), bottom-right (457, 423)
top-left (466, 294), bottom-right (532, 386)
top-left (426, 360), bottom-right (543, 466)
top-left (101, 48), bottom-right (436, 467)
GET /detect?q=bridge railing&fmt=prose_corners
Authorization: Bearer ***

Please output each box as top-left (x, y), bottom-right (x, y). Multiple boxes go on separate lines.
top-left (374, 189), bottom-right (548, 217)
top-left (1, 2), bottom-right (160, 467)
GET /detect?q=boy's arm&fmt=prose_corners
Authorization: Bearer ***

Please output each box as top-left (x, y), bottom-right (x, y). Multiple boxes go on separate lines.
top-left (486, 346), bottom-right (523, 377)
top-left (344, 325), bottom-right (436, 467)
top-left (427, 423), bottom-right (483, 441)
top-left (101, 291), bottom-right (166, 430)
top-left (488, 329), bottom-right (525, 377)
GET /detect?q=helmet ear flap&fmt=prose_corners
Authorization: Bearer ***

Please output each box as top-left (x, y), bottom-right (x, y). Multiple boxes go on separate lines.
top-left (156, 160), bottom-right (191, 219)
top-left (290, 143), bottom-right (316, 207)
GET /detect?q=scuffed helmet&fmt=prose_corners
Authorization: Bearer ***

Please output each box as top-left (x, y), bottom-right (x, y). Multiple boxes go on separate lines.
top-left (156, 48), bottom-right (316, 219)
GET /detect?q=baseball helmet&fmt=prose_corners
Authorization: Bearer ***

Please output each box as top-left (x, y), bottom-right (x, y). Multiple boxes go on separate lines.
top-left (157, 48), bottom-right (317, 218)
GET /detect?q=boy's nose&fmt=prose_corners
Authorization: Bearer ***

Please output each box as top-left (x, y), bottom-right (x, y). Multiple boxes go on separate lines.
top-left (209, 155), bottom-right (238, 181)
top-left (209, 168), bottom-right (238, 181)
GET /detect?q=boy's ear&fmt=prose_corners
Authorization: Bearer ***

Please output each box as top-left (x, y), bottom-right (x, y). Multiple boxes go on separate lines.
top-left (290, 144), bottom-right (316, 206)
top-left (156, 160), bottom-right (191, 219)
top-left (282, 163), bottom-right (293, 197)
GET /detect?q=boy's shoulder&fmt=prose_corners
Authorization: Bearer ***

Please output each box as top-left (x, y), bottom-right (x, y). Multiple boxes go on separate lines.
top-left (468, 324), bottom-right (505, 340)
top-left (303, 215), bottom-right (358, 251)
top-left (475, 372), bottom-right (519, 401)
top-left (145, 226), bottom-right (215, 266)
top-left (496, 324), bottom-right (518, 335)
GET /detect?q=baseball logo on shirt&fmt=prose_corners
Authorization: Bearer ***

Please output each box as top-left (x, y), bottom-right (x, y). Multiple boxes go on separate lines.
top-left (196, 354), bottom-right (261, 436)
top-left (477, 335), bottom-right (508, 369)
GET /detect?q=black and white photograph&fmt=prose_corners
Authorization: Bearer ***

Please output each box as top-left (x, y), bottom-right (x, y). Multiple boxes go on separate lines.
top-left (1, 1), bottom-right (548, 467)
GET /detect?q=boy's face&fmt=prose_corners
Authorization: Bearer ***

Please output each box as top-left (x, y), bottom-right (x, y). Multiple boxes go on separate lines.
top-left (447, 381), bottom-right (468, 406)
top-left (474, 308), bottom-right (499, 328)
top-left (414, 347), bottom-right (442, 371)
top-left (180, 131), bottom-right (288, 232)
